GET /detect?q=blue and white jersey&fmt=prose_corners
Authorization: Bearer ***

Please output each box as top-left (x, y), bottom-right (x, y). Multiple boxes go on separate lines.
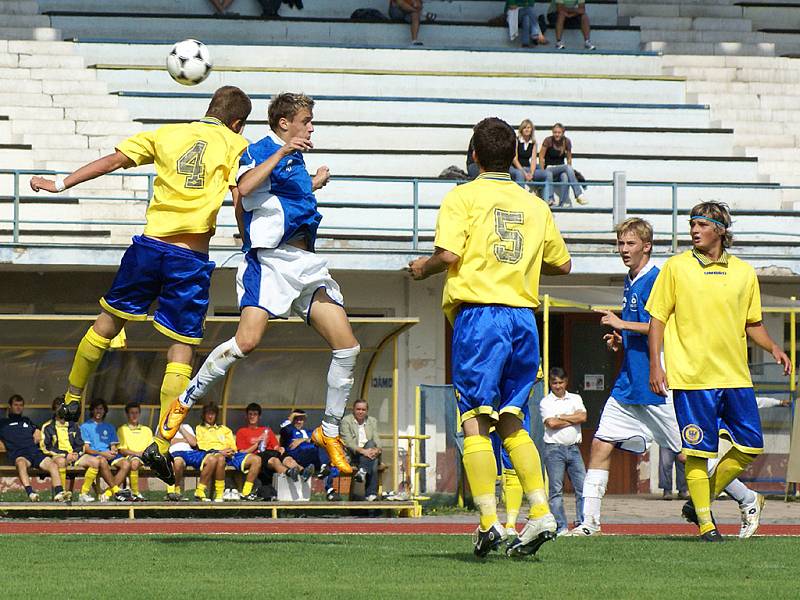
top-left (610, 261), bottom-right (665, 406)
top-left (279, 421), bottom-right (315, 453)
top-left (237, 135), bottom-right (322, 252)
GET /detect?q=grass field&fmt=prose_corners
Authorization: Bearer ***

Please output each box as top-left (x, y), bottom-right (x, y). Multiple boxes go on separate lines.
top-left (0, 534), bottom-right (795, 599)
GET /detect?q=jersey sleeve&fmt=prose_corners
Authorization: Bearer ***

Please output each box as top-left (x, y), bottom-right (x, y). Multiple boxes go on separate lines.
top-left (227, 136), bottom-right (249, 188)
top-left (746, 268), bottom-right (763, 324)
top-left (108, 425), bottom-right (119, 445)
top-left (79, 423), bottom-right (93, 448)
top-left (434, 187), bottom-right (470, 257)
top-left (116, 130), bottom-right (157, 166)
top-left (542, 207), bottom-right (571, 267)
top-left (645, 259), bottom-right (676, 324)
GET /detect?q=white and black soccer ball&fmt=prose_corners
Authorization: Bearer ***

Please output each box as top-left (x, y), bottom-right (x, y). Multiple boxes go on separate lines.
top-left (166, 39), bottom-right (212, 86)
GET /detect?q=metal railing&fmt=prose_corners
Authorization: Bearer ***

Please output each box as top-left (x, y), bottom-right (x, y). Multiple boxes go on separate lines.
top-left (2, 169), bottom-right (800, 254)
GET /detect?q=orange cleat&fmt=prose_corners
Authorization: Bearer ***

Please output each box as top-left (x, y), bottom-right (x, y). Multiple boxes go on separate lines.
top-left (157, 398), bottom-right (190, 442)
top-left (311, 426), bottom-right (353, 475)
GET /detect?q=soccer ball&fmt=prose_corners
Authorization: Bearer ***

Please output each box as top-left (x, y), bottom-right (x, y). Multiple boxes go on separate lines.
top-left (166, 39), bottom-right (212, 86)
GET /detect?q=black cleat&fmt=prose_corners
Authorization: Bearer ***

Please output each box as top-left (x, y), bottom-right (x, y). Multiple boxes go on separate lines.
top-left (141, 442), bottom-right (175, 485)
top-left (316, 464), bottom-right (331, 479)
top-left (682, 500), bottom-right (717, 528)
top-left (700, 528), bottom-right (724, 542)
top-left (326, 488), bottom-right (342, 502)
top-left (286, 467), bottom-right (299, 482)
top-left (472, 522), bottom-right (505, 558)
top-left (57, 400), bottom-right (81, 422)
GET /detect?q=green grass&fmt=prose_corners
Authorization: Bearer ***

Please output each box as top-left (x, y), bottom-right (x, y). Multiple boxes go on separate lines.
top-left (0, 534), bottom-right (795, 599)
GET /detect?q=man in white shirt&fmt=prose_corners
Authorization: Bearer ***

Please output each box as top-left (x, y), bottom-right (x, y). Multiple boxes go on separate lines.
top-left (539, 367), bottom-right (587, 533)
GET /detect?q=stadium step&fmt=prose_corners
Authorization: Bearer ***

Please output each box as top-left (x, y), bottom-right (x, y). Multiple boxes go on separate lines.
top-left (0, 25), bottom-right (59, 40)
top-left (0, 13), bottom-right (49, 27)
top-left (0, 1), bottom-right (40, 14)
top-left (645, 41), bottom-right (775, 55)
top-left (639, 29), bottom-right (770, 44)
top-left (619, 3), bottom-right (745, 19)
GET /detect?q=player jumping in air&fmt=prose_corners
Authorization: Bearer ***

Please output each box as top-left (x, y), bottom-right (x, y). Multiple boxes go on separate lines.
top-left (161, 93), bottom-right (358, 474)
top-left (29, 86), bottom-right (252, 483)
top-left (647, 202), bottom-right (791, 541)
top-left (409, 117), bottom-right (571, 558)
top-left (569, 218), bottom-right (764, 539)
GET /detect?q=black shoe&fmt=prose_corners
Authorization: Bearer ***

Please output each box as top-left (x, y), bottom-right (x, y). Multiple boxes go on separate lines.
top-left (301, 465), bottom-right (314, 481)
top-left (114, 488), bottom-right (134, 502)
top-left (700, 528), bottom-right (724, 542)
top-left (316, 464), bottom-right (331, 479)
top-left (354, 467), bottom-right (367, 484)
top-left (286, 467), bottom-right (299, 482)
top-left (473, 522), bottom-right (505, 558)
top-left (326, 488), bottom-right (341, 501)
top-left (681, 500), bottom-right (717, 528)
top-left (57, 400), bottom-right (81, 422)
top-left (242, 493), bottom-right (260, 501)
top-left (141, 442), bottom-right (175, 485)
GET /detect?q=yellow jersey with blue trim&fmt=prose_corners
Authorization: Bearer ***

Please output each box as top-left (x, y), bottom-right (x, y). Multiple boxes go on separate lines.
top-left (195, 423), bottom-right (236, 452)
top-left (645, 249), bottom-right (762, 390)
top-left (116, 118), bottom-right (248, 237)
top-left (117, 423), bottom-right (154, 454)
top-left (434, 172), bottom-right (571, 324)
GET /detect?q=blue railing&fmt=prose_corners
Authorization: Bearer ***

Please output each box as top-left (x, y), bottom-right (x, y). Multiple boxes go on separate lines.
top-left (2, 169), bottom-right (799, 253)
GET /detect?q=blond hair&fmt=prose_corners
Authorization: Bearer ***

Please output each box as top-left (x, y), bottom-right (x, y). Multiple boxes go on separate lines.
top-left (690, 201), bottom-right (733, 248)
top-left (518, 118), bottom-right (535, 142)
top-left (615, 218), bottom-right (653, 250)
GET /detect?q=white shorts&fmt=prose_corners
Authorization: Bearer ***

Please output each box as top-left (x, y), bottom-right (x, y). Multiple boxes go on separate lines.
top-left (594, 396), bottom-right (682, 455)
top-left (236, 244), bottom-right (344, 320)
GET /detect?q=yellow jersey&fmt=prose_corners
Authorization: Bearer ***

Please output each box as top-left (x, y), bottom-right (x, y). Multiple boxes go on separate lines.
top-left (645, 249), bottom-right (762, 389)
top-left (117, 423), bottom-right (154, 454)
top-left (195, 423), bottom-right (236, 452)
top-left (434, 172), bottom-right (571, 323)
top-left (116, 118), bottom-right (248, 237)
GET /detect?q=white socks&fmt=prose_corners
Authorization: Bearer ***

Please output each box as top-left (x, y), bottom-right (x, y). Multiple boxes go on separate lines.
top-left (178, 337), bottom-right (245, 408)
top-left (321, 345), bottom-right (360, 437)
top-left (581, 468), bottom-right (608, 529)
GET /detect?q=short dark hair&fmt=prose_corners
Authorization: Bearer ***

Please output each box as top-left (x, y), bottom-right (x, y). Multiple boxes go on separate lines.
top-left (125, 401), bottom-right (140, 414)
top-left (89, 397), bottom-right (108, 417)
top-left (205, 86), bottom-right (252, 129)
top-left (472, 117), bottom-right (516, 172)
top-left (549, 367), bottom-right (567, 380)
top-left (245, 402), bottom-right (262, 415)
top-left (52, 395), bottom-right (65, 412)
top-left (352, 399), bottom-right (368, 409)
top-left (268, 92), bottom-right (314, 132)
top-left (202, 402), bottom-right (219, 416)
top-left (8, 394), bottom-right (23, 406)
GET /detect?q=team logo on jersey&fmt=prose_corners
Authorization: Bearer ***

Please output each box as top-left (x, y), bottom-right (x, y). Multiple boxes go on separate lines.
top-left (682, 424), bottom-right (703, 445)
top-left (630, 294), bottom-right (638, 311)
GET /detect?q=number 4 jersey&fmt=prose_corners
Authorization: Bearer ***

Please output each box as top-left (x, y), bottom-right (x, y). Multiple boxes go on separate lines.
top-left (434, 172), bottom-right (571, 324)
top-left (116, 117), bottom-right (248, 237)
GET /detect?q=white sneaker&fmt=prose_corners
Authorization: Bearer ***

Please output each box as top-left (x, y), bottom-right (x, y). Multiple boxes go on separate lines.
top-left (99, 493), bottom-right (110, 503)
top-left (506, 514), bottom-right (557, 557)
top-left (576, 195), bottom-right (588, 205)
top-left (739, 492), bottom-right (765, 539)
top-left (79, 493), bottom-right (96, 503)
top-left (563, 523), bottom-right (601, 537)
top-left (53, 490), bottom-right (72, 503)
top-left (555, 40), bottom-right (565, 50)
top-left (365, 494), bottom-right (378, 502)
top-left (222, 488), bottom-right (232, 501)
top-left (584, 40), bottom-right (596, 50)
top-left (214, 496), bottom-right (224, 503)
top-left (227, 489), bottom-right (241, 502)
top-left (28, 492), bottom-right (40, 502)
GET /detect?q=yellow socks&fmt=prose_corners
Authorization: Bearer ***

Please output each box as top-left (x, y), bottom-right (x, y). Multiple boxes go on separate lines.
top-left (242, 481), bottom-right (254, 497)
top-left (130, 470), bottom-right (139, 495)
top-left (503, 429), bottom-right (549, 519)
top-left (59, 467), bottom-right (67, 490)
top-left (686, 456), bottom-right (715, 534)
top-left (81, 467), bottom-right (99, 494)
top-left (215, 480), bottom-right (225, 500)
top-left (195, 483), bottom-right (207, 499)
top-left (154, 362), bottom-right (193, 452)
top-left (66, 328), bottom-right (112, 401)
top-left (710, 447), bottom-right (756, 498)
top-left (502, 468), bottom-right (523, 529)
top-left (462, 435), bottom-right (499, 530)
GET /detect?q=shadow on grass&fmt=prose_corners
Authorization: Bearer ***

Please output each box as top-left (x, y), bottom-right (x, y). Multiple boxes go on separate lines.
top-left (150, 536), bottom-right (346, 546)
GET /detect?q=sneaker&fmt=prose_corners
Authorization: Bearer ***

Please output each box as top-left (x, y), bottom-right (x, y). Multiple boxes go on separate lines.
top-left (562, 524), bottom-right (601, 537)
top-left (227, 489), bottom-right (241, 502)
top-left (311, 427), bottom-right (353, 475)
top-left (99, 493), bottom-right (109, 503)
top-left (506, 514), bottom-right (557, 558)
top-left (28, 492), bottom-right (40, 502)
top-left (286, 467), bottom-right (299, 482)
top-left (114, 488), bottom-right (134, 502)
top-left (53, 490), bottom-right (72, 503)
top-left (411, 40), bottom-right (423, 46)
top-left (79, 493), bottom-right (95, 503)
top-left (242, 493), bottom-right (260, 501)
top-left (141, 442), bottom-right (175, 485)
top-left (326, 488), bottom-right (342, 502)
top-left (316, 464), bottom-right (331, 479)
top-left (584, 40), bottom-right (596, 50)
top-left (354, 467), bottom-right (367, 484)
top-left (472, 521), bottom-right (505, 558)
top-left (222, 488), bottom-right (232, 501)
top-left (576, 195), bottom-right (588, 205)
top-left (662, 490), bottom-right (674, 501)
top-left (157, 398), bottom-right (190, 441)
top-left (366, 494), bottom-right (378, 502)
top-left (739, 493), bottom-right (765, 539)
top-left (131, 492), bottom-right (146, 502)
top-left (301, 465), bottom-right (314, 481)
top-left (166, 492), bottom-right (183, 502)
top-left (681, 500), bottom-right (717, 529)
top-left (700, 528), bottom-right (724, 542)
top-left (56, 400), bottom-right (81, 422)
top-left (213, 495), bottom-right (224, 503)
top-left (555, 40), bottom-right (565, 50)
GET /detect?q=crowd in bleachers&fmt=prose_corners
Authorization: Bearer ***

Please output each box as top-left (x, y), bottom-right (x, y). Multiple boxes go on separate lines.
top-left (0, 394), bottom-right (383, 503)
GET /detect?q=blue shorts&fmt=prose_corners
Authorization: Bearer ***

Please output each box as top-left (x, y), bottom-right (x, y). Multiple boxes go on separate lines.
top-left (226, 451), bottom-right (253, 472)
top-left (673, 388), bottom-right (764, 458)
top-left (287, 445), bottom-right (322, 468)
top-left (100, 235), bottom-right (215, 345)
top-left (10, 447), bottom-right (47, 468)
top-left (171, 450), bottom-right (208, 470)
top-left (452, 304), bottom-right (540, 423)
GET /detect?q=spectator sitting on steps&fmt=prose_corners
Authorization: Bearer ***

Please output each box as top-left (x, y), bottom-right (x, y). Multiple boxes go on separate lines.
top-left (549, 0), bottom-right (595, 50)
top-left (507, 1), bottom-right (548, 48)
top-left (539, 122), bottom-right (587, 207)
top-left (389, 0), bottom-right (437, 46)
top-left (510, 119), bottom-right (554, 200)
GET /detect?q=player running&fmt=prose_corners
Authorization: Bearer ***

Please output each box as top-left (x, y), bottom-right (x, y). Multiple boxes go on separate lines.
top-left (158, 93), bottom-right (358, 475)
top-left (569, 217), bottom-right (767, 539)
top-left (647, 203), bottom-right (791, 541)
top-left (409, 117), bottom-right (571, 559)
top-left (29, 86), bottom-right (252, 483)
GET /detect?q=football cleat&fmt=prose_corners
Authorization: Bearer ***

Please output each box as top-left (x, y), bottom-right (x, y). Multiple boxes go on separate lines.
top-left (326, 488), bottom-right (342, 502)
top-left (56, 400), bottom-right (81, 423)
top-left (242, 493), bottom-right (260, 501)
top-left (227, 489), bottom-right (241, 502)
top-left (53, 490), bottom-right (72, 503)
top-left (141, 442), bottom-right (175, 485)
top-left (27, 492), bottom-right (40, 502)
top-left (562, 524), bottom-right (601, 537)
top-left (286, 467), bottom-right (299, 482)
top-left (700, 528), bottom-right (724, 542)
top-left (681, 500), bottom-right (717, 530)
top-left (78, 493), bottom-right (96, 503)
top-left (506, 514), bottom-right (557, 558)
top-left (114, 488), bottom-right (134, 502)
top-left (165, 492), bottom-right (183, 502)
top-left (311, 427), bottom-right (353, 474)
top-left (301, 465), bottom-right (315, 481)
top-left (157, 399), bottom-right (190, 441)
top-left (739, 493), bottom-right (765, 539)
top-left (354, 467), bottom-right (367, 484)
top-left (131, 492), bottom-right (146, 502)
top-left (316, 463), bottom-right (331, 479)
top-left (472, 521), bottom-right (505, 558)
top-left (194, 494), bottom-right (211, 503)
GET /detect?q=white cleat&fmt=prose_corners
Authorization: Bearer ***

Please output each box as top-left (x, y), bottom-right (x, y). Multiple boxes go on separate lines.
top-left (739, 493), bottom-right (765, 539)
top-left (562, 524), bottom-right (602, 537)
top-left (53, 490), bottom-right (72, 503)
top-left (78, 493), bottom-right (96, 503)
top-left (506, 513), bottom-right (557, 558)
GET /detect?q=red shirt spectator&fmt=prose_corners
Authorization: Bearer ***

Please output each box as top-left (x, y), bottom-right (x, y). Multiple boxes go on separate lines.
top-left (236, 425), bottom-right (279, 452)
